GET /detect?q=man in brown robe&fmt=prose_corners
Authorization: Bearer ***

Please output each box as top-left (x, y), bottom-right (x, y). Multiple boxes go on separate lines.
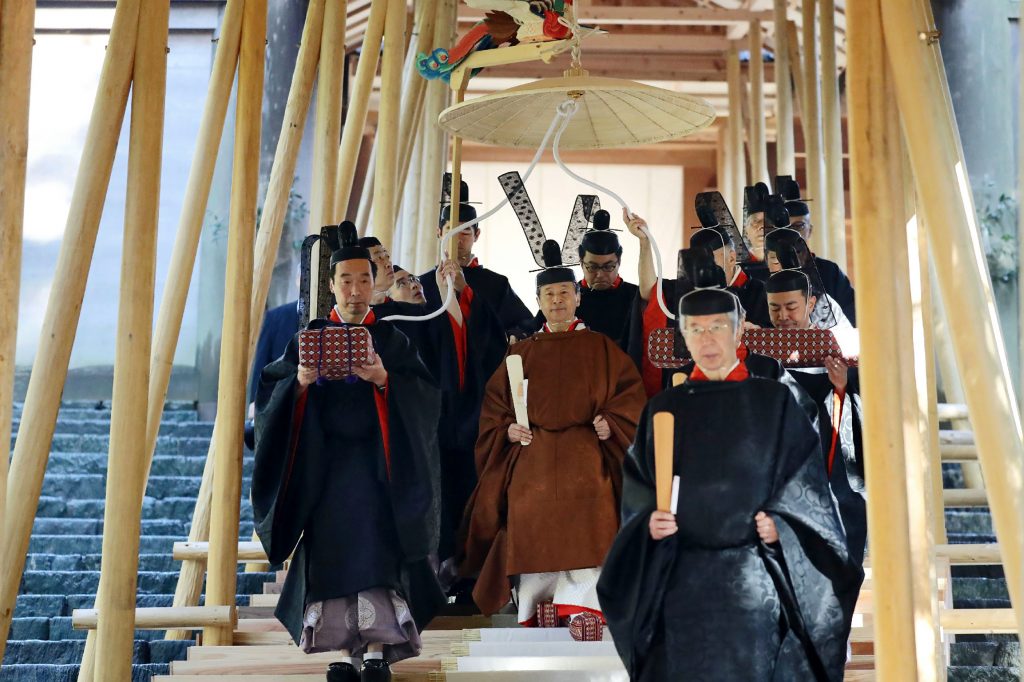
top-left (459, 241), bottom-right (646, 638)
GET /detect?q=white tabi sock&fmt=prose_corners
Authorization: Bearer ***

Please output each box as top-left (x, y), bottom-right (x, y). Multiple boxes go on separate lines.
top-left (363, 650), bottom-right (384, 661)
top-left (334, 656), bottom-right (354, 666)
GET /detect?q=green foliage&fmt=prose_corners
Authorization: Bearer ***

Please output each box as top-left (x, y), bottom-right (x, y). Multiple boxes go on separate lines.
top-left (975, 179), bottom-right (1018, 284)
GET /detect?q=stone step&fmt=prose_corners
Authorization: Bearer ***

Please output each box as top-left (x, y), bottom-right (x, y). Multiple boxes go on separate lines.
top-left (20, 434), bottom-right (212, 456)
top-left (2, 639), bottom-right (149, 665)
top-left (34, 495), bottom-right (254, 522)
top-left (19, 570), bottom-right (274, 597)
top-left (13, 404), bottom-right (199, 423)
top-left (951, 578), bottom-right (1010, 604)
top-left (12, 418), bottom-right (213, 438)
top-left (41, 473), bottom-right (252, 500)
top-left (13, 593), bottom-right (251, 620)
top-left (44, 453), bottom-right (252, 478)
top-left (947, 667), bottom-right (1020, 681)
top-left (945, 510), bottom-right (995, 536)
top-left (29, 534), bottom-right (182, 555)
top-left (0, 662), bottom-right (170, 682)
top-left (33, 517), bottom-right (191, 536)
top-left (26, 552), bottom-right (182, 573)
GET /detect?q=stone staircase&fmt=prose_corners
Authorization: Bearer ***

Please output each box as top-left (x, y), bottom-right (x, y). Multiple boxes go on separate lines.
top-left (943, 463), bottom-right (1020, 682)
top-left (2, 401), bottom-right (275, 682)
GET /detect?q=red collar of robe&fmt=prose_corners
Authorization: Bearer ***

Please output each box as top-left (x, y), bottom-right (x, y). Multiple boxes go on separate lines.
top-left (730, 268), bottom-right (749, 288)
top-left (688, 359), bottom-right (750, 383)
top-left (580, 276), bottom-right (623, 290)
top-left (465, 256), bottom-right (481, 269)
top-left (543, 318), bottom-right (585, 333)
top-left (329, 307), bottom-right (376, 325)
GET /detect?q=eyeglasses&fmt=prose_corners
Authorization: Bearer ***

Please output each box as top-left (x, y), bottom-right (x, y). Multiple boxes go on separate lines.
top-left (682, 323), bottom-right (733, 337)
top-left (582, 261), bottom-right (619, 273)
top-left (395, 276), bottom-right (421, 289)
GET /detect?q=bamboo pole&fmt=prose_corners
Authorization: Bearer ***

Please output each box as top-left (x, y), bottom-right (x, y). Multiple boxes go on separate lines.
top-left (880, 0), bottom-right (1024, 638)
top-left (0, 0), bottom-right (35, 551)
top-left (0, 0), bottom-right (142, 660)
top-left (333, 0), bottom-right (386, 220)
top-left (897, 151), bottom-right (941, 682)
top-left (394, 0), bottom-right (438, 218)
top-left (370, 0), bottom-right (406, 246)
top-left (747, 21), bottom-right (769, 186)
top-left (726, 45), bottom-right (745, 214)
top-left (820, 0), bottom-right (847, 270)
top-left (92, 3), bottom-right (169, 678)
top-left (249, 0), bottom-right (324, 368)
top-left (772, 0), bottom-right (794, 177)
top-left (204, 0), bottom-right (267, 647)
top-left (356, 136), bottom-right (377, 230)
top-left (309, 0), bottom-right (344, 229)
top-left (144, 0), bottom-right (243, 490)
top-left (153, 0), bottom-right (245, 641)
top-left (846, 0), bottom-right (919, 677)
top-left (801, 0), bottom-right (828, 259)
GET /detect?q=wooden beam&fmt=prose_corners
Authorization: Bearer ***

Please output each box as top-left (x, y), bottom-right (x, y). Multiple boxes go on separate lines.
top-left (0, 0), bottom-right (35, 560)
top-left (204, 0), bottom-right (267, 647)
top-left (726, 46), bottom-right (745, 224)
top-left (0, 0), bottom-right (141, 662)
top-left (772, 0), bottom-right (795, 176)
top-left (801, 0), bottom-right (828, 258)
top-left (847, 0), bottom-right (919, 676)
top-left (370, 0), bottom-right (405, 245)
top-left (74, 606), bottom-right (235, 631)
top-left (821, 0), bottom-right (847, 268)
top-left (172, 541), bottom-right (268, 562)
top-left (309, 0), bottom-right (344, 229)
top-left (458, 6), bottom-right (776, 26)
top-left (92, 3), bottom-right (169, 679)
top-left (881, 0), bottom-right (1024, 640)
top-left (334, 0), bottom-right (387, 219)
top-left (748, 21), bottom-right (769, 184)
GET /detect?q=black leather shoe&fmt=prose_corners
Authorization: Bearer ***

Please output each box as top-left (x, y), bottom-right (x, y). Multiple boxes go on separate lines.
top-left (360, 658), bottom-right (392, 682)
top-left (326, 661), bottom-right (359, 682)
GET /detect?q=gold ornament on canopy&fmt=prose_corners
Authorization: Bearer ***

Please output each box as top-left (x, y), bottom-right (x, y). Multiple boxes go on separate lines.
top-left (436, 3), bottom-right (716, 150)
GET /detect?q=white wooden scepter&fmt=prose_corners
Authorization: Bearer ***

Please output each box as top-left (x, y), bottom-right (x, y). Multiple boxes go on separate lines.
top-left (506, 355), bottom-right (530, 446)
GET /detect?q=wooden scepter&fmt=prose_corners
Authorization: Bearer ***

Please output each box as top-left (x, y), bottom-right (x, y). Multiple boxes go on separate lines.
top-left (653, 412), bottom-right (675, 512)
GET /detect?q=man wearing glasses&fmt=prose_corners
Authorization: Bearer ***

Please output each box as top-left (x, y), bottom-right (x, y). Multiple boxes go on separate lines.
top-left (785, 200), bottom-right (857, 325)
top-left (389, 266), bottom-right (426, 305)
top-left (533, 210), bottom-right (639, 349)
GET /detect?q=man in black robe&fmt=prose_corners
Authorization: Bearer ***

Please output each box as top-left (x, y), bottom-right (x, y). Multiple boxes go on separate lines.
top-left (388, 266), bottom-right (425, 304)
top-left (599, 286), bottom-right (862, 682)
top-left (689, 224), bottom-right (771, 327)
top-left (420, 185), bottom-right (535, 340)
top-left (767, 269), bottom-right (866, 564)
top-left (785, 200), bottom-right (857, 324)
top-left (374, 257), bottom-right (506, 595)
top-left (358, 237), bottom-right (396, 306)
top-left (253, 237), bottom-right (444, 682)
top-left (533, 210), bottom-right (639, 348)
top-left (739, 183), bottom-right (791, 283)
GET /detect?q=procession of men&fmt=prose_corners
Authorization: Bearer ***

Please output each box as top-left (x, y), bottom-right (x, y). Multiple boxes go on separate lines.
top-left (251, 174), bottom-right (863, 682)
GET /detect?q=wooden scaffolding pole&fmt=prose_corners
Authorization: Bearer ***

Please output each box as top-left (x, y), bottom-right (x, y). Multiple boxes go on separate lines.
top-left (880, 0), bottom-right (1024, 638)
top-left (249, 0), bottom-right (324, 363)
top-left (1020, 12), bottom-right (1024, 418)
top-left (801, 0), bottom-right (828, 258)
top-left (747, 20), bottom-right (769, 185)
top-left (333, 0), bottom-right (386, 220)
top-left (0, 0), bottom-right (142, 659)
top-left (847, 1), bottom-right (919, 677)
top-left (726, 45), bottom-right (745, 214)
top-left (371, 0), bottom-right (406, 245)
top-left (0, 0), bottom-right (35, 549)
top-left (772, 0), bottom-right (794, 177)
top-left (309, 0), bottom-right (345, 229)
top-left (153, 0), bottom-right (245, 641)
top-left (395, 0), bottom-right (438, 220)
top-left (898, 158), bottom-right (941, 682)
top-left (92, 2), bottom-right (169, 678)
top-left (820, 0), bottom-right (847, 269)
top-left (204, 0), bottom-right (267, 647)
